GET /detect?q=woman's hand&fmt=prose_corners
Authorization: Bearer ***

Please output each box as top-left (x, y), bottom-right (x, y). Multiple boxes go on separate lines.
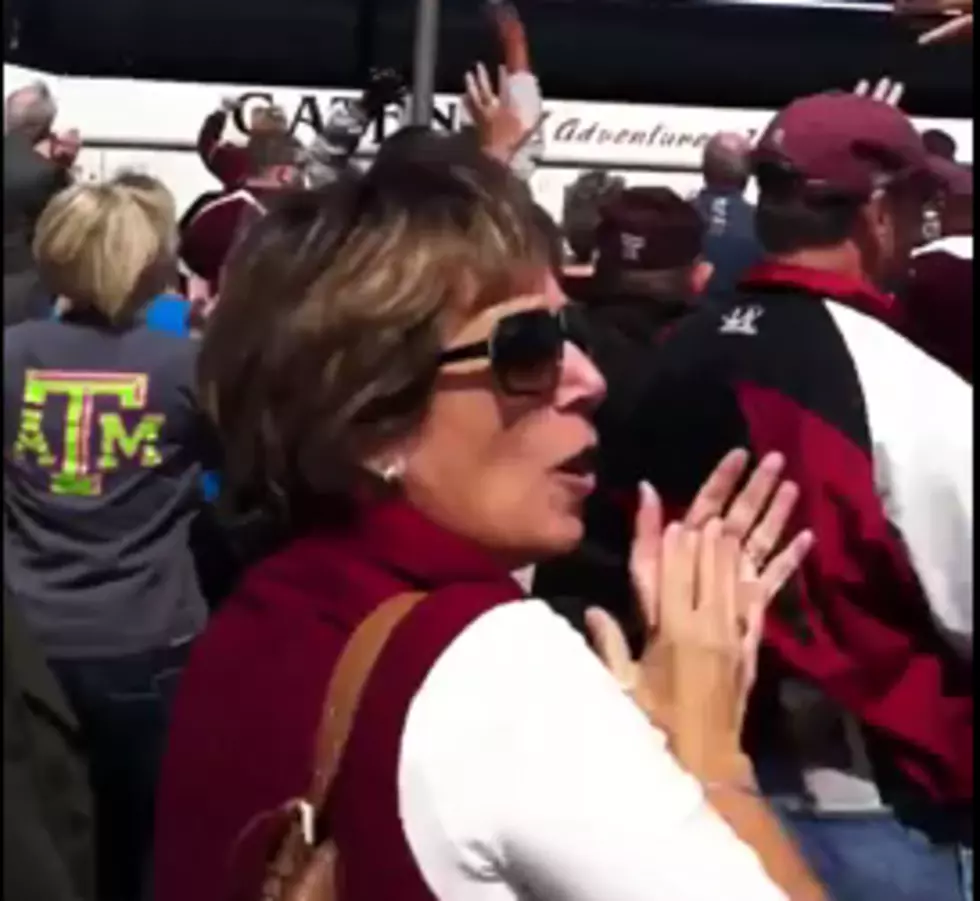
top-left (463, 63), bottom-right (545, 165)
top-left (586, 451), bottom-right (814, 775)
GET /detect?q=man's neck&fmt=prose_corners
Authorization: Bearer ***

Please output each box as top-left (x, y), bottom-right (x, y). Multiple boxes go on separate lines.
top-left (703, 183), bottom-right (745, 198)
top-left (770, 247), bottom-right (867, 283)
top-left (243, 177), bottom-right (280, 191)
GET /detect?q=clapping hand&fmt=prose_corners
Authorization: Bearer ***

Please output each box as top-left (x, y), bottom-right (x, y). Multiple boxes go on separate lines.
top-left (50, 128), bottom-right (82, 167)
top-left (586, 451), bottom-right (814, 778)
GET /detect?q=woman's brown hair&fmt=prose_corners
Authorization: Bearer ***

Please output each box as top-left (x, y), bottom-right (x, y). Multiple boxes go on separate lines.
top-left (198, 146), bottom-right (548, 521)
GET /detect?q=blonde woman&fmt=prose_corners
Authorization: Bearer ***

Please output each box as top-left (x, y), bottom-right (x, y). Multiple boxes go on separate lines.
top-left (110, 170), bottom-right (194, 337)
top-left (4, 175), bottom-right (217, 901)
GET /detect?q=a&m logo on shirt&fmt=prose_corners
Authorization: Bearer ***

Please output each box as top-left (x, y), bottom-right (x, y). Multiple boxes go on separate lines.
top-left (11, 370), bottom-right (165, 497)
top-left (719, 305), bottom-right (764, 337)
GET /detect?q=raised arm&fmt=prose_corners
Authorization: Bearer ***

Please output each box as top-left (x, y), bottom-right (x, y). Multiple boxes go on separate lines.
top-left (306, 70), bottom-right (406, 187)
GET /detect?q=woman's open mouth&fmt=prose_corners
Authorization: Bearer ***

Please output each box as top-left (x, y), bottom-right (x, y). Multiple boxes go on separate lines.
top-left (553, 446), bottom-right (598, 496)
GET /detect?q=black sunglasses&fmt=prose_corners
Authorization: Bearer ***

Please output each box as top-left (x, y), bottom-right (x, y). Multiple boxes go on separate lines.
top-left (437, 305), bottom-right (590, 396)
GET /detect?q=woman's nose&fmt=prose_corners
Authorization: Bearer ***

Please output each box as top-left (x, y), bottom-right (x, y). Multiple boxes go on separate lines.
top-left (557, 340), bottom-right (607, 411)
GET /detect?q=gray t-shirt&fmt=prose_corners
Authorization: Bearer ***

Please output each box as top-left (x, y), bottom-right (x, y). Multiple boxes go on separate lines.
top-left (3, 314), bottom-right (216, 659)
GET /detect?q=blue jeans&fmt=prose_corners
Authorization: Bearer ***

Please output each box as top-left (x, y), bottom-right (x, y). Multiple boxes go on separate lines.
top-left (771, 801), bottom-right (972, 901)
top-left (50, 642), bottom-right (192, 901)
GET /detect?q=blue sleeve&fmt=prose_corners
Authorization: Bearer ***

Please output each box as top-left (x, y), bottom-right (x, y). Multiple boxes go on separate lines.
top-left (144, 296), bottom-right (192, 338)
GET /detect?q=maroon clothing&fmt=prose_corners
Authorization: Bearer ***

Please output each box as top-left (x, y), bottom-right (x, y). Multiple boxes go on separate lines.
top-left (739, 261), bottom-right (902, 327)
top-left (197, 110), bottom-right (248, 189)
top-left (901, 237), bottom-right (973, 383)
top-left (599, 262), bottom-right (971, 805)
top-left (178, 188), bottom-right (268, 290)
top-left (153, 500), bottom-right (520, 901)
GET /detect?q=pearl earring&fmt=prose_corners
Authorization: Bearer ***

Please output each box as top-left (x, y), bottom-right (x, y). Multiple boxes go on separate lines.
top-left (378, 457), bottom-right (406, 484)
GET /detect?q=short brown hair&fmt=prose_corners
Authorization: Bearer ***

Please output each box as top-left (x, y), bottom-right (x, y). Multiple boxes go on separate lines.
top-left (244, 131), bottom-right (301, 177)
top-left (199, 149), bottom-right (548, 519)
top-left (33, 180), bottom-right (176, 323)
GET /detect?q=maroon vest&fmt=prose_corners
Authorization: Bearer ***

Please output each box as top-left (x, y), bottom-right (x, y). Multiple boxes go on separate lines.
top-left (154, 501), bottom-right (521, 901)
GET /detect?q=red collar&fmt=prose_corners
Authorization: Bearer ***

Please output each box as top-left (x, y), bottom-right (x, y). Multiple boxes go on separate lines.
top-left (739, 261), bottom-right (898, 323)
top-left (254, 497), bottom-right (520, 598)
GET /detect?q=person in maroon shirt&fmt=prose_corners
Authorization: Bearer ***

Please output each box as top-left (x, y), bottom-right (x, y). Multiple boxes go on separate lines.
top-left (179, 130), bottom-right (301, 297)
top-left (899, 161), bottom-right (973, 381)
top-left (196, 100), bottom-right (288, 189)
top-left (603, 92), bottom-right (972, 901)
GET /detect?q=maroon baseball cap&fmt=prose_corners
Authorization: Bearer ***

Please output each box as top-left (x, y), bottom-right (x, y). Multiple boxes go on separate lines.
top-left (594, 187), bottom-right (705, 277)
top-left (754, 92), bottom-right (961, 199)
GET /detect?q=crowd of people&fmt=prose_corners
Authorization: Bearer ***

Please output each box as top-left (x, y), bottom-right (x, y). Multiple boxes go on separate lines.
top-left (2, 3), bottom-right (973, 901)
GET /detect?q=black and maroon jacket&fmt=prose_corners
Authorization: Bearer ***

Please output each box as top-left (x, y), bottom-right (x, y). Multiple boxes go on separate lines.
top-left (629, 262), bottom-right (971, 805)
top-left (540, 261), bottom-right (972, 808)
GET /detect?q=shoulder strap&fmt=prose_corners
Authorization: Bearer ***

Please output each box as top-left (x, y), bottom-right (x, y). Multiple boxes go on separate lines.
top-left (304, 592), bottom-right (427, 819)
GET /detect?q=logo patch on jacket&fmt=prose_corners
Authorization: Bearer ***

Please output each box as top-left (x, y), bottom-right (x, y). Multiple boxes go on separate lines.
top-left (719, 305), bottom-right (764, 336)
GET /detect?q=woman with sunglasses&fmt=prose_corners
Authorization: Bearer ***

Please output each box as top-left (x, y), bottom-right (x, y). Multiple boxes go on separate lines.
top-left (153, 149), bottom-right (825, 901)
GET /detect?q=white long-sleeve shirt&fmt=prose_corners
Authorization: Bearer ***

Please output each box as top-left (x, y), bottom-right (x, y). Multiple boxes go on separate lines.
top-left (399, 599), bottom-right (789, 900)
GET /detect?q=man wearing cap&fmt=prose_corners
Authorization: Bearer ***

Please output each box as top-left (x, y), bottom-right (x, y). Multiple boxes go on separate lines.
top-left (535, 188), bottom-right (713, 631)
top-left (612, 92), bottom-right (971, 901)
top-left (180, 131), bottom-right (302, 301)
top-left (588, 186), bottom-right (714, 342)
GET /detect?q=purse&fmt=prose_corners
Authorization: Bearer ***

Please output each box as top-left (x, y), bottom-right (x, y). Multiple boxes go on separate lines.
top-left (251, 591), bottom-right (427, 901)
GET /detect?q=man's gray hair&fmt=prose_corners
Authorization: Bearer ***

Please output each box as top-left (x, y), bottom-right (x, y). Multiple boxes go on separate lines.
top-left (5, 80), bottom-right (58, 143)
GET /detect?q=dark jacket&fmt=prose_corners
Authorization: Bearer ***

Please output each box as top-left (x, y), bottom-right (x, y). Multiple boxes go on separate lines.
top-left (3, 132), bottom-right (69, 276)
top-left (535, 294), bottom-right (693, 648)
top-left (3, 594), bottom-right (95, 901)
top-left (3, 133), bottom-right (68, 326)
top-left (4, 313), bottom-right (215, 659)
top-left (691, 188), bottom-right (762, 301)
top-left (590, 263), bottom-right (971, 806)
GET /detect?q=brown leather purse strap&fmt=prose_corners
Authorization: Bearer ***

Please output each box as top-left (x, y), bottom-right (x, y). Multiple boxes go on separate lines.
top-left (304, 592), bottom-right (427, 818)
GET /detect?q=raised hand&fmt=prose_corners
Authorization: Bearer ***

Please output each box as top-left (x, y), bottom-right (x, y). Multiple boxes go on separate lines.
top-left (487, 0), bottom-right (531, 73)
top-left (361, 68), bottom-right (407, 119)
top-left (894, 0), bottom-right (973, 43)
top-left (853, 77), bottom-right (905, 106)
top-left (919, 11), bottom-right (973, 42)
top-left (463, 63), bottom-right (544, 165)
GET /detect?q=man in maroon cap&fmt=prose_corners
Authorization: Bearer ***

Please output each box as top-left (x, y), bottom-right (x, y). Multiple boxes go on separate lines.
top-left (590, 186), bottom-right (713, 340)
top-left (602, 92), bottom-right (971, 901)
top-left (535, 188), bottom-right (713, 628)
